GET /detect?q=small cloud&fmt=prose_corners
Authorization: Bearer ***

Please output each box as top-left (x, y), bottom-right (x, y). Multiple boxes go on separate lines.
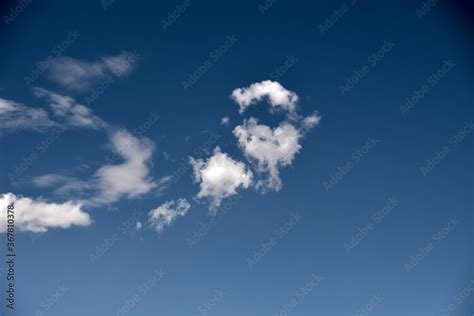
top-left (148, 198), bottom-right (190, 233)
top-left (231, 80), bottom-right (298, 114)
top-left (190, 147), bottom-right (253, 211)
top-left (136, 221), bottom-right (143, 230)
top-left (220, 116), bottom-right (230, 126)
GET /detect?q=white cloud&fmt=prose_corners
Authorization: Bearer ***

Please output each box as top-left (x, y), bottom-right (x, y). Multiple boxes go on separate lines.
top-left (231, 80), bottom-right (298, 114)
top-left (46, 52), bottom-right (137, 92)
top-left (301, 112), bottom-right (321, 130)
top-left (233, 118), bottom-right (302, 191)
top-left (0, 193), bottom-right (91, 233)
top-left (190, 147), bottom-right (253, 210)
top-left (221, 116), bottom-right (230, 126)
top-left (33, 88), bottom-right (106, 129)
top-left (92, 129), bottom-right (157, 204)
top-left (136, 221), bottom-right (143, 230)
top-left (148, 198), bottom-right (190, 233)
top-left (0, 98), bottom-right (55, 132)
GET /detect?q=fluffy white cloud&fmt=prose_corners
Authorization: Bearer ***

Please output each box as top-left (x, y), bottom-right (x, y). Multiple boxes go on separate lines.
top-left (190, 147), bottom-right (253, 210)
top-left (46, 52), bottom-right (137, 92)
top-left (33, 88), bottom-right (105, 129)
top-left (0, 98), bottom-right (55, 132)
top-left (231, 80), bottom-right (298, 114)
top-left (233, 118), bottom-right (303, 191)
top-left (0, 193), bottom-right (91, 233)
top-left (148, 198), bottom-right (190, 233)
top-left (92, 129), bottom-right (157, 204)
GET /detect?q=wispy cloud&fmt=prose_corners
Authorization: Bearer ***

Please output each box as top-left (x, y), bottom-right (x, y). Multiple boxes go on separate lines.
top-left (148, 198), bottom-right (190, 233)
top-left (0, 98), bottom-right (55, 133)
top-left (45, 52), bottom-right (138, 92)
top-left (33, 87), bottom-right (106, 129)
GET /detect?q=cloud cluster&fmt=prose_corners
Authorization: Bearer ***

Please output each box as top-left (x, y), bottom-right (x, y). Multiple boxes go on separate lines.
top-left (191, 80), bottom-right (320, 209)
top-left (46, 52), bottom-right (137, 92)
top-left (231, 80), bottom-right (298, 114)
top-left (0, 193), bottom-right (91, 233)
top-left (190, 147), bottom-right (253, 210)
top-left (148, 198), bottom-right (190, 233)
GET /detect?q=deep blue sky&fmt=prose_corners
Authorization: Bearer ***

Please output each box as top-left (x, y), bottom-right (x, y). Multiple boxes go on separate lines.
top-left (0, 0), bottom-right (473, 315)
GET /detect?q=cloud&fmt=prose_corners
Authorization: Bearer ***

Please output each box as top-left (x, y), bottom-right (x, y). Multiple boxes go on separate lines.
top-left (148, 198), bottom-right (190, 233)
top-left (231, 80), bottom-right (298, 114)
top-left (0, 98), bottom-right (55, 132)
top-left (233, 117), bottom-right (303, 192)
top-left (33, 88), bottom-right (106, 129)
top-left (0, 193), bottom-right (91, 233)
top-left (45, 52), bottom-right (137, 92)
top-left (92, 129), bottom-right (157, 204)
top-left (301, 112), bottom-right (321, 130)
top-left (190, 147), bottom-right (253, 210)
top-left (221, 116), bottom-right (230, 126)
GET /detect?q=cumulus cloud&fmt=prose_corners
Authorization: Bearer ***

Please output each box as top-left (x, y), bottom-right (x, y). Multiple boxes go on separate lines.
top-left (0, 98), bottom-right (55, 132)
top-left (190, 147), bottom-right (253, 210)
top-left (45, 52), bottom-right (137, 92)
top-left (148, 198), bottom-right (190, 233)
top-left (92, 129), bottom-right (157, 204)
top-left (33, 88), bottom-right (106, 129)
top-left (231, 80), bottom-right (298, 114)
top-left (0, 193), bottom-right (91, 233)
top-left (233, 118), bottom-right (303, 191)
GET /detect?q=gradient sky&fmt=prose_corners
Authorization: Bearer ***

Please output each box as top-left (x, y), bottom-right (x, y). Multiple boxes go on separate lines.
top-left (0, 0), bottom-right (473, 315)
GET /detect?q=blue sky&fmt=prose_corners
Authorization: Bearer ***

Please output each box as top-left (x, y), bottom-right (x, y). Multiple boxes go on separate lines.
top-left (0, 0), bottom-right (473, 315)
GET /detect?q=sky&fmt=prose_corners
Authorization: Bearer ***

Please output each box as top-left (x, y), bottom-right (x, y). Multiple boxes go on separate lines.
top-left (0, 0), bottom-right (473, 315)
